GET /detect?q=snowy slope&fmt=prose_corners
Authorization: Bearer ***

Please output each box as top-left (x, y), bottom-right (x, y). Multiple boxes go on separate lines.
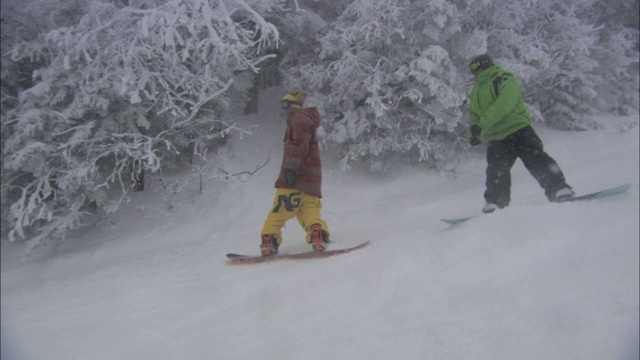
top-left (1, 89), bottom-right (638, 360)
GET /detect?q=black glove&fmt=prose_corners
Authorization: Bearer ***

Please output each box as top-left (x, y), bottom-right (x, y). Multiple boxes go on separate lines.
top-left (470, 124), bottom-right (481, 138)
top-left (284, 168), bottom-right (297, 186)
top-left (469, 124), bottom-right (481, 146)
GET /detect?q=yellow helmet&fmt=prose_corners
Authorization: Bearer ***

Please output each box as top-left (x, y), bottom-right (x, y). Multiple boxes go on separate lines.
top-left (281, 90), bottom-right (307, 109)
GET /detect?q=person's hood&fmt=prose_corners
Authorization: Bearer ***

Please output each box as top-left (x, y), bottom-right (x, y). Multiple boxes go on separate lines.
top-left (296, 107), bottom-right (321, 128)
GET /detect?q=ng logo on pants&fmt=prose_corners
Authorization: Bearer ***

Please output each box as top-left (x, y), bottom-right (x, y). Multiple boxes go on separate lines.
top-left (272, 192), bottom-right (302, 212)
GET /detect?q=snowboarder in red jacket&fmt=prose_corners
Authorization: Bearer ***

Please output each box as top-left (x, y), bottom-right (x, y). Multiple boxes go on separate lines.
top-left (259, 91), bottom-right (330, 256)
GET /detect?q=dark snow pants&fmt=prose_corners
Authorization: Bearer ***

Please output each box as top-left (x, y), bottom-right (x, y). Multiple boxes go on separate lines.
top-left (484, 126), bottom-right (571, 207)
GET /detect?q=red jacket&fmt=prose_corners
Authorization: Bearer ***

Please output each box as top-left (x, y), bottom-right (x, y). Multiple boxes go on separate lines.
top-left (275, 107), bottom-right (323, 198)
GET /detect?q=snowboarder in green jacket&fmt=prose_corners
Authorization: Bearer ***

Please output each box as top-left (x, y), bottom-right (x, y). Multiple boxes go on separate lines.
top-left (467, 54), bottom-right (575, 213)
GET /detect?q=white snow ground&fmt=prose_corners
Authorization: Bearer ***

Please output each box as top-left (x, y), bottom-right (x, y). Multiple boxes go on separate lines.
top-left (1, 90), bottom-right (639, 360)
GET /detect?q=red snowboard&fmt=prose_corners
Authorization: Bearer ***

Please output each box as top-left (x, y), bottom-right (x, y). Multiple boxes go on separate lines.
top-left (226, 241), bottom-right (370, 265)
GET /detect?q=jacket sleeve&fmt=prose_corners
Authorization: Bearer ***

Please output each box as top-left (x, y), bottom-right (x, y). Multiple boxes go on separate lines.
top-left (479, 73), bottom-right (521, 130)
top-left (282, 114), bottom-right (313, 173)
top-left (468, 91), bottom-right (481, 139)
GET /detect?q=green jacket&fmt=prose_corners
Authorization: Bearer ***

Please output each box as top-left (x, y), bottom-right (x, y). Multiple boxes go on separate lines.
top-left (468, 64), bottom-right (532, 142)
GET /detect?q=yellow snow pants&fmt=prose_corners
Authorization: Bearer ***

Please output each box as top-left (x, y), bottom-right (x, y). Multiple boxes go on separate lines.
top-left (261, 188), bottom-right (330, 245)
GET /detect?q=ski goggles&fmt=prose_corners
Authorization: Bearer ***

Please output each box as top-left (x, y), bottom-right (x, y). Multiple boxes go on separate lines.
top-left (280, 100), bottom-right (302, 110)
top-left (469, 59), bottom-right (491, 74)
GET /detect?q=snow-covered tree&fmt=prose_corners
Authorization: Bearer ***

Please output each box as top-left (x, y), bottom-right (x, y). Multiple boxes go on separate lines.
top-left (283, 0), bottom-right (639, 172)
top-left (458, 0), bottom-right (639, 129)
top-left (1, 0), bottom-right (281, 247)
top-left (2, 0), bottom-right (637, 248)
top-left (285, 0), bottom-right (468, 171)
top-left (587, 0), bottom-right (640, 116)
top-left (477, 0), bottom-right (635, 129)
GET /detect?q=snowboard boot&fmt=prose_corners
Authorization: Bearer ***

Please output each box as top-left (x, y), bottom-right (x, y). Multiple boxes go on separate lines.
top-left (309, 224), bottom-right (330, 252)
top-left (260, 234), bottom-right (279, 256)
top-left (553, 187), bottom-right (575, 202)
top-left (482, 203), bottom-right (500, 214)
